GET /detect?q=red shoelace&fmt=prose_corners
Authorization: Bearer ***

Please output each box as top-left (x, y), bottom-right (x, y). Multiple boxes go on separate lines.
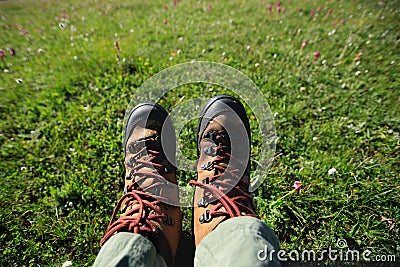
top-left (190, 132), bottom-right (258, 222)
top-left (100, 135), bottom-right (172, 246)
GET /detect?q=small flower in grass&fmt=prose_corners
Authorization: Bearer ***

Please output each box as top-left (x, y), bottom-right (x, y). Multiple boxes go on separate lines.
top-left (292, 181), bottom-right (302, 193)
top-left (340, 19), bottom-right (345, 25)
top-left (62, 260), bottom-right (73, 267)
top-left (10, 48), bottom-right (16, 56)
top-left (313, 51), bottom-right (320, 61)
top-left (310, 10), bottom-right (315, 16)
top-left (246, 45), bottom-right (251, 51)
top-left (163, 19), bottom-right (167, 25)
top-left (276, 6), bottom-right (281, 13)
top-left (328, 168), bottom-right (337, 176)
top-left (255, 63), bottom-right (260, 67)
top-left (177, 49), bottom-right (182, 54)
top-left (300, 39), bottom-right (307, 49)
top-left (355, 70), bottom-right (361, 76)
top-left (327, 9), bottom-right (332, 15)
top-left (15, 78), bottom-right (23, 84)
top-left (37, 48), bottom-right (44, 54)
top-left (59, 23), bottom-right (65, 30)
top-left (378, 1), bottom-right (385, 6)
top-left (73, 56), bottom-right (78, 60)
top-left (207, 3), bottom-right (212, 11)
top-left (268, 5), bottom-right (272, 13)
top-left (0, 49), bottom-right (5, 58)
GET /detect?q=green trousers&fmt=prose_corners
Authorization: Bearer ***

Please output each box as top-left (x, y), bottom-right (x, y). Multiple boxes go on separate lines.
top-left (94, 216), bottom-right (281, 267)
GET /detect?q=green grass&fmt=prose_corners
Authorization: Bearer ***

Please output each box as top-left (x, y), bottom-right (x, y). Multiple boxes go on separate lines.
top-left (1, 0), bottom-right (399, 265)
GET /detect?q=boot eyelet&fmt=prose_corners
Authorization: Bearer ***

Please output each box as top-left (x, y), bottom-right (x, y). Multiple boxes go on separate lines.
top-left (203, 146), bottom-right (216, 156)
top-left (200, 161), bottom-right (214, 171)
top-left (201, 176), bottom-right (210, 184)
top-left (164, 166), bottom-right (169, 173)
top-left (126, 158), bottom-right (135, 168)
top-left (199, 209), bottom-right (212, 224)
top-left (163, 215), bottom-right (174, 226)
top-left (123, 186), bottom-right (129, 194)
top-left (197, 197), bottom-right (208, 207)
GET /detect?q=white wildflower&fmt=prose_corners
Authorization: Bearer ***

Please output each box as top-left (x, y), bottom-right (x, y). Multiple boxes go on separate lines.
top-left (328, 168), bottom-right (337, 176)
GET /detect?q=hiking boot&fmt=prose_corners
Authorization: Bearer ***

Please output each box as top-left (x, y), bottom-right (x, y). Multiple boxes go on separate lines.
top-left (101, 103), bottom-right (182, 267)
top-left (190, 95), bottom-right (259, 246)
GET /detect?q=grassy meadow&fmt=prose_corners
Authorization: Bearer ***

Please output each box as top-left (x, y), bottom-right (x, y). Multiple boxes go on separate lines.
top-left (0, 0), bottom-right (399, 266)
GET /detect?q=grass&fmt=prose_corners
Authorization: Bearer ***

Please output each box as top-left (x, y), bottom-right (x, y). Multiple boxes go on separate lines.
top-left (1, 0), bottom-right (399, 265)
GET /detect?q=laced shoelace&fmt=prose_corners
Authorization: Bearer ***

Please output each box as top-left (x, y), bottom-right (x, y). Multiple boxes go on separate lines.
top-left (189, 130), bottom-right (258, 223)
top-left (100, 135), bottom-right (174, 246)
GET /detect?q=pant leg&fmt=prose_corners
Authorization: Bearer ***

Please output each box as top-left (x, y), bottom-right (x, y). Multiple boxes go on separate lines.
top-left (194, 216), bottom-right (281, 267)
top-left (93, 232), bottom-right (168, 267)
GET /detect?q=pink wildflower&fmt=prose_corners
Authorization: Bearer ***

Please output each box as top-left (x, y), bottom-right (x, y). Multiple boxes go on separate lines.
top-left (0, 49), bottom-right (5, 58)
top-left (10, 48), bottom-right (16, 56)
top-left (340, 19), bottom-right (345, 25)
top-left (277, 5), bottom-right (281, 13)
top-left (163, 19), bottom-right (167, 25)
top-left (313, 52), bottom-right (321, 61)
top-left (268, 5), bottom-right (272, 13)
top-left (207, 3), bottom-right (212, 11)
top-left (293, 181), bottom-right (302, 193)
top-left (300, 39), bottom-right (307, 49)
top-left (310, 10), bottom-right (315, 16)
top-left (327, 9), bottom-right (332, 15)
top-left (378, 1), bottom-right (384, 6)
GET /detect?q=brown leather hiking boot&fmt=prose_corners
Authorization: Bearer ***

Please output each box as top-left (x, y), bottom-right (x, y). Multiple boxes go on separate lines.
top-left (190, 95), bottom-right (259, 246)
top-left (101, 103), bottom-right (182, 267)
